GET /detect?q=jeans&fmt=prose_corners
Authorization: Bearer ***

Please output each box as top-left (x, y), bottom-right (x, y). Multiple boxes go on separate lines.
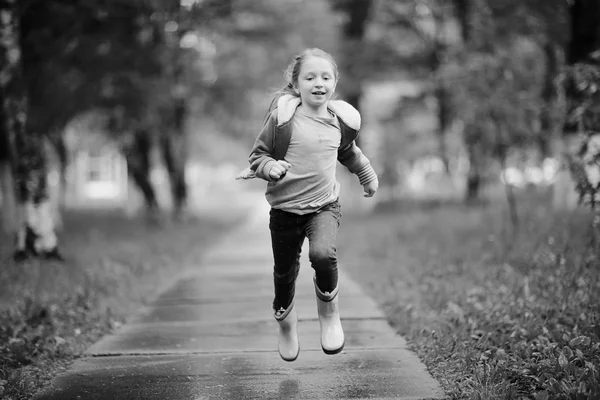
top-left (269, 200), bottom-right (341, 312)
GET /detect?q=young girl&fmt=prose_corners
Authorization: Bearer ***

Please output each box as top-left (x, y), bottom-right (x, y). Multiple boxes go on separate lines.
top-left (237, 48), bottom-right (378, 362)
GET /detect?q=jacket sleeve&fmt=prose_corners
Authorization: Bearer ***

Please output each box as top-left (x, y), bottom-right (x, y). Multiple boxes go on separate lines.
top-left (248, 111), bottom-right (278, 182)
top-left (338, 140), bottom-right (378, 185)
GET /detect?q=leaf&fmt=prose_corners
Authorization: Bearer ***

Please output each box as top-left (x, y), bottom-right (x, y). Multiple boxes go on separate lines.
top-left (54, 336), bottom-right (66, 347)
top-left (569, 336), bottom-right (591, 348)
top-left (585, 361), bottom-right (596, 373)
top-left (558, 352), bottom-right (568, 368)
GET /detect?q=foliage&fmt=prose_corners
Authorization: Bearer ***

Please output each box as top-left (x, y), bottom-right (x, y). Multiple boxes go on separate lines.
top-left (198, 0), bottom-right (340, 141)
top-left (17, 0), bottom-right (156, 134)
top-left (339, 191), bottom-right (600, 399)
top-left (442, 37), bottom-right (545, 160)
top-left (358, 0), bottom-right (572, 201)
top-left (562, 61), bottom-right (600, 208)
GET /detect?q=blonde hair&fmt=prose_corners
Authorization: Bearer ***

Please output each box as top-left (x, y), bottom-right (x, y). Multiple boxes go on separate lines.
top-left (264, 48), bottom-right (339, 121)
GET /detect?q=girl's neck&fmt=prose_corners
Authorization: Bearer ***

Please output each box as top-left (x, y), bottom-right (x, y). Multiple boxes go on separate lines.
top-left (299, 103), bottom-right (330, 118)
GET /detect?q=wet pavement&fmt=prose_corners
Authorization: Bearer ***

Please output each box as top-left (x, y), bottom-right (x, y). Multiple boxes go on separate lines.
top-left (33, 198), bottom-right (444, 400)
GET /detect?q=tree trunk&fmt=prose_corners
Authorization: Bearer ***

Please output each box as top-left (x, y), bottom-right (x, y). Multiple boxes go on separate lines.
top-left (125, 129), bottom-right (159, 214)
top-left (497, 142), bottom-right (518, 228)
top-left (0, 160), bottom-right (17, 234)
top-left (453, 0), bottom-right (471, 44)
top-left (464, 136), bottom-right (483, 202)
top-left (453, 0), bottom-right (493, 51)
top-left (333, 0), bottom-right (373, 148)
top-left (465, 169), bottom-right (481, 202)
top-left (538, 41), bottom-right (560, 160)
top-left (427, 5), bottom-right (452, 174)
top-left (452, 0), bottom-right (493, 202)
top-left (345, 91), bottom-right (363, 144)
top-left (0, 90), bottom-right (17, 234)
top-left (435, 84), bottom-right (451, 173)
top-left (1, 0), bottom-right (61, 260)
top-left (567, 0), bottom-right (600, 65)
top-left (157, 0), bottom-right (189, 219)
top-left (160, 99), bottom-right (188, 219)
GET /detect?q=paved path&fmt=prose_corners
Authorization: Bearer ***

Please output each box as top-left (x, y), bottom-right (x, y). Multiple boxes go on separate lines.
top-left (34, 200), bottom-right (444, 400)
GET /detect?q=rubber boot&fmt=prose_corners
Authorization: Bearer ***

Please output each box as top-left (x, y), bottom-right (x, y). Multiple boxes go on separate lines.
top-left (274, 300), bottom-right (299, 362)
top-left (314, 275), bottom-right (344, 354)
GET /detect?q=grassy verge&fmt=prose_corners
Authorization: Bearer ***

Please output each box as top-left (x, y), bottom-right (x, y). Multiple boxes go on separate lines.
top-left (339, 189), bottom-right (600, 399)
top-left (0, 203), bottom-right (248, 400)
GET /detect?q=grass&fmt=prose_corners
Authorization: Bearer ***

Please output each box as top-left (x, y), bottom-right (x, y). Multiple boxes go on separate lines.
top-left (0, 201), bottom-right (249, 400)
top-left (338, 188), bottom-right (600, 400)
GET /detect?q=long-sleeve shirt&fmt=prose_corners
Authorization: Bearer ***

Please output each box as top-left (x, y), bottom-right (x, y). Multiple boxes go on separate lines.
top-left (266, 111), bottom-right (342, 214)
top-left (244, 95), bottom-right (378, 215)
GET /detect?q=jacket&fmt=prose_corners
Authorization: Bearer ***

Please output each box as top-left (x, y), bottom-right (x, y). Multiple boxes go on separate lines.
top-left (240, 94), bottom-right (377, 186)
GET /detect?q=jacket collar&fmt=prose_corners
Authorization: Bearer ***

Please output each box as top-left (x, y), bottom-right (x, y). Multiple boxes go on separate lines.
top-left (276, 94), bottom-right (361, 131)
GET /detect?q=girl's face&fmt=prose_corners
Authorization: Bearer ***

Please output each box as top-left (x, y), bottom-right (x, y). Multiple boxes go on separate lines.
top-left (294, 56), bottom-right (337, 114)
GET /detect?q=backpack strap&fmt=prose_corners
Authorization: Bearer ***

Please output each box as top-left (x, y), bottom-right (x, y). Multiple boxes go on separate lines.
top-left (272, 119), bottom-right (293, 161)
top-left (270, 96), bottom-right (361, 161)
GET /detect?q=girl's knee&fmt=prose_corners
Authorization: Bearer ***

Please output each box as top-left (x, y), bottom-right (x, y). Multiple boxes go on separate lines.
top-left (309, 245), bottom-right (336, 266)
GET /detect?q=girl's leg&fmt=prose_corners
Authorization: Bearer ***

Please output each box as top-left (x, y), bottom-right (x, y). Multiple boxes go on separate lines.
top-left (305, 200), bottom-right (341, 293)
top-left (306, 200), bottom-right (344, 354)
top-left (269, 209), bottom-right (305, 312)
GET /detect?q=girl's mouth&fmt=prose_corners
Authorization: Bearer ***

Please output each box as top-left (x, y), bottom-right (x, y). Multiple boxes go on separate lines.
top-left (312, 91), bottom-right (326, 96)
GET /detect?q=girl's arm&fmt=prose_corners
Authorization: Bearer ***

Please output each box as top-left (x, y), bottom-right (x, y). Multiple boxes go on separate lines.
top-left (247, 112), bottom-right (279, 181)
top-left (338, 141), bottom-right (378, 186)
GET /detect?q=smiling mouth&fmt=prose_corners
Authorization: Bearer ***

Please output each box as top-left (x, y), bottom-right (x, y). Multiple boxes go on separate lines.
top-left (312, 91), bottom-right (326, 96)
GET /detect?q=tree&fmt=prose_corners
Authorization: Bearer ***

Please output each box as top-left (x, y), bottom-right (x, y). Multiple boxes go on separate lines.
top-left (442, 0), bottom-right (568, 203)
top-left (449, 0), bottom-right (495, 202)
top-left (391, 0), bottom-right (460, 173)
top-left (15, 0), bottom-right (208, 220)
top-left (331, 0), bottom-right (373, 109)
top-left (330, 0), bottom-right (374, 146)
top-left (1, 0), bottom-right (62, 260)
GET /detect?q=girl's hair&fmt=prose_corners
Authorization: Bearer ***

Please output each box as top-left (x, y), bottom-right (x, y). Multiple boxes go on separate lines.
top-left (264, 48), bottom-right (339, 122)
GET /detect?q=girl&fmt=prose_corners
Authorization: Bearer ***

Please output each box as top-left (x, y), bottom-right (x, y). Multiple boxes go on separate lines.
top-left (237, 48), bottom-right (378, 361)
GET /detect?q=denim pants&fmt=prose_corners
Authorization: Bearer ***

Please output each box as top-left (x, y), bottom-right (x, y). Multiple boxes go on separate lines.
top-left (269, 200), bottom-right (341, 312)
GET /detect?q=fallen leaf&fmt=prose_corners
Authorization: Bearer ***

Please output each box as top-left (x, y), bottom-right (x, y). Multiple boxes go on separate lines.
top-left (569, 336), bottom-right (591, 348)
top-left (558, 352), bottom-right (568, 368)
top-left (563, 346), bottom-right (574, 359)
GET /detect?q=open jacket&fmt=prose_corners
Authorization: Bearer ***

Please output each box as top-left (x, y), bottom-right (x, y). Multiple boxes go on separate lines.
top-left (240, 95), bottom-right (377, 186)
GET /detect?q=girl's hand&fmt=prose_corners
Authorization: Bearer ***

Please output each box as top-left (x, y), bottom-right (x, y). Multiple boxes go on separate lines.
top-left (363, 179), bottom-right (379, 197)
top-left (269, 160), bottom-right (292, 180)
